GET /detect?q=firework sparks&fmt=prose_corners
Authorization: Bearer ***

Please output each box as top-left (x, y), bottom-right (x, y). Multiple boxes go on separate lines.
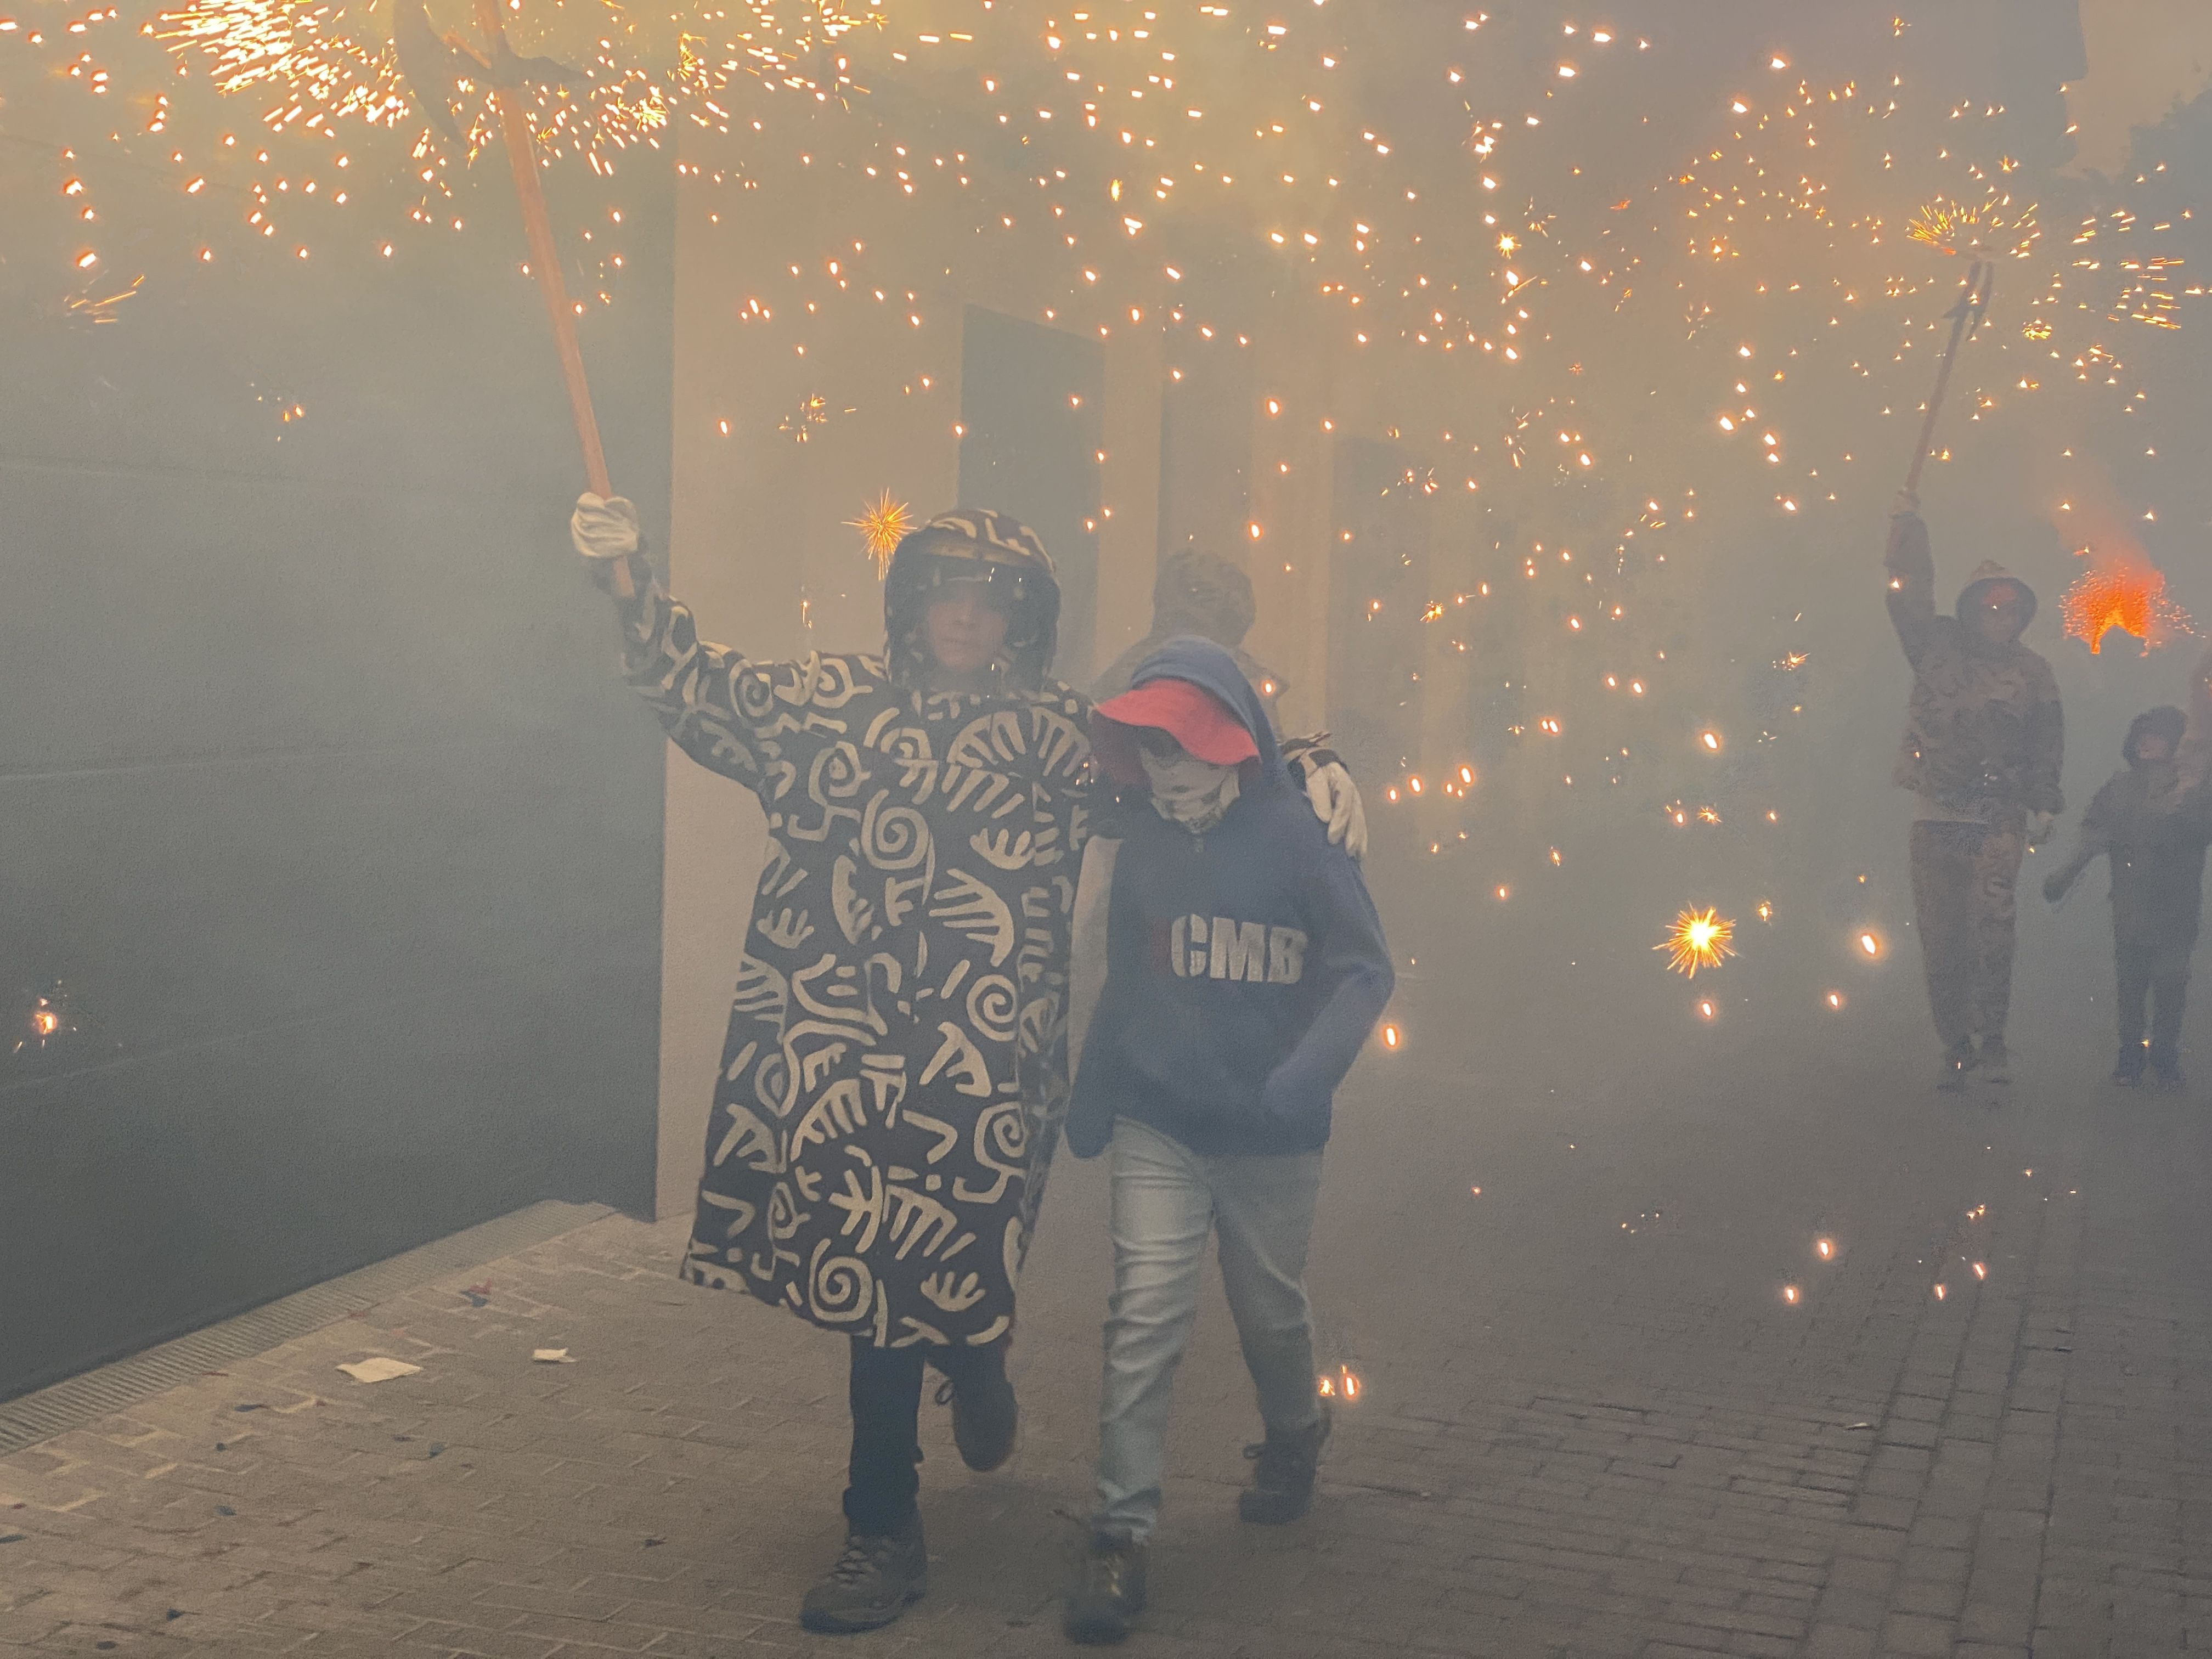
top-left (845, 490), bottom-right (911, 575)
top-left (2061, 546), bottom-right (2191, 656)
top-left (1657, 907), bottom-right (1736, 978)
top-left (778, 393), bottom-right (844, 442)
top-left (62, 273), bottom-right (145, 325)
top-left (1907, 194), bottom-right (2040, 260)
top-left (151, 0), bottom-right (870, 172)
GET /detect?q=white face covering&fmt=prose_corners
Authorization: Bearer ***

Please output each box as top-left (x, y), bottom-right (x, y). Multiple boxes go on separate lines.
top-left (1139, 748), bottom-right (1241, 833)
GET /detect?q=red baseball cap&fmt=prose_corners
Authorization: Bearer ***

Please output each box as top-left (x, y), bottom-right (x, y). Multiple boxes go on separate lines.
top-left (1092, 676), bottom-right (1259, 783)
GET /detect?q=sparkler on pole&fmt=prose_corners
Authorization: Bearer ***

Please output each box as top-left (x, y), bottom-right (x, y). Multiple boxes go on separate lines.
top-left (1902, 260), bottom-right (1994, 498)
top-left (472, 0), bottom-right (631, 599)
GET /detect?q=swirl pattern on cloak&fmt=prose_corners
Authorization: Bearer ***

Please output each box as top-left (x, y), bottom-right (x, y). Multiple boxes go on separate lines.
top-left (617, 580), bottom-right (1091, 1347)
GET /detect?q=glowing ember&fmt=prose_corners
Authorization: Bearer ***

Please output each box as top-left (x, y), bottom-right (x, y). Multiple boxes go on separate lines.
top-left (1381, 1023), bottom-right (1401, 1049)
top-left (844, 490), bottom-right (912, 575)
top-left (1657, 907), bottom-right (1735, 978)
top-left (2060, 547), bottom-right (2191, 656)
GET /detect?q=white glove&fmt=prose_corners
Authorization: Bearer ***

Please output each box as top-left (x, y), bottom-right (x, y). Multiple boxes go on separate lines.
top-left (571, 492), bottom-right (640, 561)
top-left (1304, 760), bottom-right (1368, 860)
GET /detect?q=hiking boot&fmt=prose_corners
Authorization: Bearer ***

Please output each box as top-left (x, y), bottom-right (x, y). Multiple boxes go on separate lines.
top-left (1937, 1041), bottom-right (1976, 1093)
top-left (1239, 1408), bottom-right (1331, 1525)
top-left (1977, 1038), bottom-right (2013, 1085)
top-left (1063, 1533), bottom-right (1148, 1645)
top-left (2150, 1045), bottom-right (2185, 1091)
top-left (2114, 1045), bottom-right (2147, 1087)
top-left (934, 1353), bottom-right (1018, 1472)
top-left (798, 1513), bottom-right (927, 1634)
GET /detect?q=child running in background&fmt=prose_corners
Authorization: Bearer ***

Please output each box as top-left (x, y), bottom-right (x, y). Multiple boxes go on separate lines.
top-left (2044, 703), bottom-right (2212, 1088)
top-left (1057, 636), bottom-right (1394, 1646)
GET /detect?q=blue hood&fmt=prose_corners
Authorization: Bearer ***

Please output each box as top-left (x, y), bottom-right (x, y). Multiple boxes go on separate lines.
top-left (1127, 635), bottom-right (1288, 789)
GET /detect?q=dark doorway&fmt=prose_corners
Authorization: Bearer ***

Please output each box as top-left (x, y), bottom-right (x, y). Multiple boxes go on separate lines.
top-left (957, 307), bottom-right (1104, 680)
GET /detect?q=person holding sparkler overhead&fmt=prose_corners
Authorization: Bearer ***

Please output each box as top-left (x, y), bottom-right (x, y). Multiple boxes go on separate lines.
top-left (567, 494), bottom-right (1366, 1634)
top-left (1884, 491), bottom-right (2064, 1092)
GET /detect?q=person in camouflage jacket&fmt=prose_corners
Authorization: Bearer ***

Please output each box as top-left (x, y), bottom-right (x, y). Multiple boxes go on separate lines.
top-left (1884, 496), bottom-right (2063, 1090)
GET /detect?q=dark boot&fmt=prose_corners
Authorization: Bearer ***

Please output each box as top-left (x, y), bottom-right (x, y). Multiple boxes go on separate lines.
top-left (1063, 1532), bottom-right (1148, 1645)
top-left (934, 1349), bottom-right (1018, 1472)
top-left (2150, 1043), bottom-right (2184, 1091)
top-left (1977, 1037), bottom-right (2012, 1085)
top-left (1937, 1040), bottom-right (1976, 1093)
top-left (798, 1511), bottom-right (927, 1633)
top-left (2114, 1045), bottom-right (2147, 1086)
top-left (1239, 1409), bottom-right (1331, 1524)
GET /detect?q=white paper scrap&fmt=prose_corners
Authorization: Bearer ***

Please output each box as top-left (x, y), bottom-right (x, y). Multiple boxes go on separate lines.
top-left (336, 1357), bottom-right (422, 1384)
top-left (532, 1348), bottom-right (576, 1364)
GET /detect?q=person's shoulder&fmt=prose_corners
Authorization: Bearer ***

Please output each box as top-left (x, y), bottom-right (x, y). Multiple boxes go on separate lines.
top-left (774, 651), bottom-right (893, 700)
top-left (1248, 778), bottom-right (1338, 856)
top-left (1035, 678), bottom-right (1093, 720)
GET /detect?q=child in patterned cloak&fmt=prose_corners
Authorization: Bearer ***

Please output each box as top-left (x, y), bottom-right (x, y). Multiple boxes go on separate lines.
top-left (1058, 636), bottom-right (1393, 1646)
top-left (2045, 703), bottom-right (2212, 1088)
top-left (568, 495), bottom-right (1368, 1635)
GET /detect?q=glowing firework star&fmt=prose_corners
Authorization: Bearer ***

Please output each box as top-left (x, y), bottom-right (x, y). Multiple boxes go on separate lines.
top-left (2061, 548), bottom-right (2192, 656)
top-left (845, 490), bottom-right (912, 575)
top-left (1657, 907), bottom-right (1736, 978)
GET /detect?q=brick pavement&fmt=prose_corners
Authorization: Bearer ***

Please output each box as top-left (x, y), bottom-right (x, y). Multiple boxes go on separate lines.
top-left (7, 970), bottom-right (2212, 1658)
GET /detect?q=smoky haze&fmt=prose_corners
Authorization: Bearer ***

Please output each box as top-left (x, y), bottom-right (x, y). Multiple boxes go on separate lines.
top-left (5, 0), bottom-right (2212, 1649)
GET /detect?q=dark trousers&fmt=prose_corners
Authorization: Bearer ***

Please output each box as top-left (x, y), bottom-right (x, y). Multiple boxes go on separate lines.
top-left (1909, 819), bottom-right (2026, 1051)
top-left (2116, 938), bottom-right (2193, 1059)
top-left (844, 1337), bottom-right (1006, 1533)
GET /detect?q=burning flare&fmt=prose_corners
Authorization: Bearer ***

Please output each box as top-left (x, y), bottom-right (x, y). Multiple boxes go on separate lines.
top-left (1657, 907), bottom-right (1736, 978)
top-left (2060, 546), bottom-right (2191, 656)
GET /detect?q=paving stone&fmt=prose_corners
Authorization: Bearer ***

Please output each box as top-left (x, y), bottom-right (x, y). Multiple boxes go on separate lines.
top-left (7, 1027), bottom-right (2212, 1652)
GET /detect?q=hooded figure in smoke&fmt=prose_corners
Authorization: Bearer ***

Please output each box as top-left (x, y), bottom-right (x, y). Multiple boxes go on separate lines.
top-left (1092, 548), bottom-right (1287, 722)
top-left (567, 492), bottom-right (1364, 1637)
top-left (1884, 498), bottom-right (2064, 1091)
top-left (2043, 703), bottom-right (2212, 1088)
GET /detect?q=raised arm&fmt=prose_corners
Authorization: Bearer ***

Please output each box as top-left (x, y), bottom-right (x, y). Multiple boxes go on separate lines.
top-left (1883, 499), bottom-right (1943, 669)
top-left (1261, 843), bottom-right (1395, 1127)
top-left (572, 493), bottom-right (808, 791)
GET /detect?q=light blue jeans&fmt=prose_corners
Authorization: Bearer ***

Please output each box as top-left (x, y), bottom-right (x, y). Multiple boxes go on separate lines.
top-left (1092, 1119), bottom-right (1325, 1542)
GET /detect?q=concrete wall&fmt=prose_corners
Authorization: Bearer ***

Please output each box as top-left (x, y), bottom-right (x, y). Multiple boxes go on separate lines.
top-left (0, 150), bottom-right (669, 1400)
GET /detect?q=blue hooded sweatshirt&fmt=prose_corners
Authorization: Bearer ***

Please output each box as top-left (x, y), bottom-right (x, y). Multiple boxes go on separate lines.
top-left (1065, 636), bottom-right (1395, 1159)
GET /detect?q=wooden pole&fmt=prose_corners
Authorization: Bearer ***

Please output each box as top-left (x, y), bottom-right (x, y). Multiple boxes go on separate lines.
top-left (1903, 259), bottom-right (1992, 499)
top-left (475, 0), bottom-right (634, 599)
